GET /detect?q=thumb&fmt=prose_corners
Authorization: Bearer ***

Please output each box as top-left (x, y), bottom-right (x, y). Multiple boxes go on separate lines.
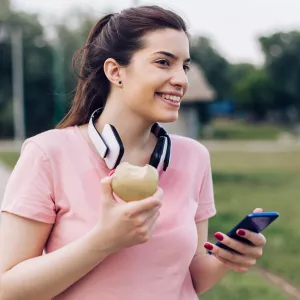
top-left (100, 176), bottom-right (114, 203)
top-left (253, 207), bottom-right (264, 213)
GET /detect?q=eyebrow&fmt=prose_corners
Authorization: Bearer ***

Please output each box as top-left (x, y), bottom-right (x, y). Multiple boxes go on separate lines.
top-left (153, 51), bottom-right (191, 63)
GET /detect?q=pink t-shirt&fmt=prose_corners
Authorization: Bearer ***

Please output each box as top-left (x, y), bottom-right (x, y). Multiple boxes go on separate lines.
top-left (1, 126), bottom-right (216, 300)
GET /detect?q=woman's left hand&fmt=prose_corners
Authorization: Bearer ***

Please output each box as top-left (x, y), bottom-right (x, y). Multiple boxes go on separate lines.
top-left (205, 208), bottom-right (267, 273)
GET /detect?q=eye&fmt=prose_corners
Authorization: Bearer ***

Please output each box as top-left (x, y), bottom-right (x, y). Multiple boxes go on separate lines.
top-left (155, 59), bottom-right (170, 67)
top-left (183, 65), bottom-right (190, 72)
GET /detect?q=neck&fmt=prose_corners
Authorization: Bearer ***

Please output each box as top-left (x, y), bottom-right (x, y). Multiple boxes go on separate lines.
top-left (95, 101), bottom-right (155, 153)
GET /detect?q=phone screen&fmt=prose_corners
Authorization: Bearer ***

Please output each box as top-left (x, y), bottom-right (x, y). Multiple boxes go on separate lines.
top-left (251, 216), bottom-right (274, 231)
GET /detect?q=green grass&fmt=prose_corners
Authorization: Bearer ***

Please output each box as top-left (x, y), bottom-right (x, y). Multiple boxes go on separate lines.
top-left (0, 152), bottom-right (20, 169)
top-left (209, 119), bottom-right (287, 140)
top-left (200, 270), bottom-right (289, 300)
top-left (209, 151), bottom-right (300, 288)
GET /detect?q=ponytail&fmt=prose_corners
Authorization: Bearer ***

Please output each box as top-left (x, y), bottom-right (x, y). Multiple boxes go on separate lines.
top-left (56, 14), bottom-right (114, 129)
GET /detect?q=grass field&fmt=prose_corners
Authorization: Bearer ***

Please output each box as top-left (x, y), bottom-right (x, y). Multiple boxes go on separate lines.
top-left (201, 150), bottom-right (300, 299)
top-left (208, 119), bottom-right (289, 140)
top-left (0, 152), bottom-right (20, 169)
top-left (0, 148), bottom-right (299, 299)
top-left (201, 269), bottom-right (289, 300)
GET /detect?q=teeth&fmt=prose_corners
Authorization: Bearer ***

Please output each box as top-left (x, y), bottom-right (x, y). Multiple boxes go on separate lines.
top-left (160, 93), bottom-right (180, 102)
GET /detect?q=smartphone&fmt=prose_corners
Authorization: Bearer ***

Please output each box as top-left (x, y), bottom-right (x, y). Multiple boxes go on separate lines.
top-left (208, 211), bottom-right (279, 254)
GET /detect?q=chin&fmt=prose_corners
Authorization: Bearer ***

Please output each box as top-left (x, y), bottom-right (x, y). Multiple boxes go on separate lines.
top-left (154, 112), bottom-right (179, 124)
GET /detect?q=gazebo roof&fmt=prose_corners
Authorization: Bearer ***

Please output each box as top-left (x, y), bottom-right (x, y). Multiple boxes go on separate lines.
top-left (183, 63), bottom-right (216, 103)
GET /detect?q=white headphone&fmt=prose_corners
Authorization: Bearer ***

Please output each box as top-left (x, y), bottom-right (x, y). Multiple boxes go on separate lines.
top-left (87, 108), bottom-right (171, 171)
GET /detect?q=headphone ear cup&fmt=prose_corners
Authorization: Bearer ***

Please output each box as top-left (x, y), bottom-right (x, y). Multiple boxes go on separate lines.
top-left (149, 136), bottom-right (165, 168)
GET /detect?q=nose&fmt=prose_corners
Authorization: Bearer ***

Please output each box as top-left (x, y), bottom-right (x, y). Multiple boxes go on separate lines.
top-left (169, 68), bottom-right (189, 91)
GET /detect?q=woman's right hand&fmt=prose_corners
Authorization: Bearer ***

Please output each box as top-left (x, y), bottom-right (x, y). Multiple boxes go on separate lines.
top-left (91, 176), bottom-right (163, 254)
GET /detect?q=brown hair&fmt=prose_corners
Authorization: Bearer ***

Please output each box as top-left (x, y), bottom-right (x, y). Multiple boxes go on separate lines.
top-left (56, 5), bottom-right (189, 129)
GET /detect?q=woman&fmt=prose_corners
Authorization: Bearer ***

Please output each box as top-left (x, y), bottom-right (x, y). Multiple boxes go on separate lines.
top-left (0, 5), bottom-right (266, 300)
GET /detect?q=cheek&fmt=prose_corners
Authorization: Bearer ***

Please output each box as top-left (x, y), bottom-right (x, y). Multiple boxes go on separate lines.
top-left (124, 66), bottom-right (169, 108)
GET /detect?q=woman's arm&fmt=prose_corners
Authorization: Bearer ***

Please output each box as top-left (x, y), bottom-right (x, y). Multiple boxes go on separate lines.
top-left (0, 177), bottom-right (163, 300)
top-left (190, 208), bottom-right (267, 296)
top-left (189, 220), bottom-right (229, 295)
top-left (0, 213), bottom-right (111, 300)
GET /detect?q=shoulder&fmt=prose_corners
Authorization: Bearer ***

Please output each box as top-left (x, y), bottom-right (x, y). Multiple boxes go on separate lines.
top-left (168, 134), bottom-right (211, 173)
top-left (169, 134), bottom-right (210, 161)
top-left (21, 126), bottom-right (77, 159)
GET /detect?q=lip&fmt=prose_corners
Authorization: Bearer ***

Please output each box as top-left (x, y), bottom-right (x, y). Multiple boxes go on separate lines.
top-left (157, 91), bottom-right (183, 98)
top-left (155, 93), bottom-right (181, 108)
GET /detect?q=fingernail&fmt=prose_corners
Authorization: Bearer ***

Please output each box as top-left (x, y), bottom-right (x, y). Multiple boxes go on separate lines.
top-left (238, 229), bottom-right (246, 236)
top-left (108, 169), bottom-right (115, 176)
top-left (214, 233), bottom-right (224, 241)
top-left (204, 243), bottom-right (213, 251)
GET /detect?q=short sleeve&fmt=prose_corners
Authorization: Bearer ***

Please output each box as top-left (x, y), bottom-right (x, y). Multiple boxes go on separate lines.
top-left (194, 157), bottom-right (216, 223)
top-left (1, 140), bottom-right (56, 224)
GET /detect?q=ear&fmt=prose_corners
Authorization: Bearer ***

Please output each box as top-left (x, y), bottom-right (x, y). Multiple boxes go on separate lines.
top-left (103, 58), bottom-right (123, 87)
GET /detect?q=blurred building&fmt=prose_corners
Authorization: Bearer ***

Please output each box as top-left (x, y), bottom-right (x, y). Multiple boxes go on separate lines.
top-left (163, 63), bottom-right (216, 139)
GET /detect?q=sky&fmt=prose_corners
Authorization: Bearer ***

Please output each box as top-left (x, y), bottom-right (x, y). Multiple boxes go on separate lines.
top-left (12, 0), bottom-right (300, 65)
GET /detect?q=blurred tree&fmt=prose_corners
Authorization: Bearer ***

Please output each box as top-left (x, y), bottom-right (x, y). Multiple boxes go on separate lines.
top-left (0, 0), bottom-right (12, 137)
top-left (52, 9), bottom-right (112, 124)
top-left (55, 13), bottom-right (97, 103)
top-left (234, 68), bottom-right (273, 121)
top-left (229, 63), bottom-right (256, 85)
top-left (259, 31), bottom-right (300, 122)
top-left (190, 36), bottom-right (232, 99)
top-left (0, 8), bottom-right (53, 138)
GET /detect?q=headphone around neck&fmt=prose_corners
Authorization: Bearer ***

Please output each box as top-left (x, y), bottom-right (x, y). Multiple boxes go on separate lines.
top-left (87, 108), bottom-right (171, 171)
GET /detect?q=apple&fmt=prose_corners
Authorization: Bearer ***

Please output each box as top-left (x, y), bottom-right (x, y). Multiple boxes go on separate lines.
top-left (111, 162), bottom-right (159, 202)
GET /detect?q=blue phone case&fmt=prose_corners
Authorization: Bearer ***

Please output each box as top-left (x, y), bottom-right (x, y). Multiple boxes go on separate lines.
top-left (209, 211), bottom-right (279, 254)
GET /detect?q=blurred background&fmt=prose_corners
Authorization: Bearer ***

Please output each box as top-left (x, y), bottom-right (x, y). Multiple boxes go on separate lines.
top-left (1, 0), bottom-right (300, 299)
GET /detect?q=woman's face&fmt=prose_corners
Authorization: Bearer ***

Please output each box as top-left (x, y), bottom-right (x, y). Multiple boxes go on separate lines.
top-left (121, 28), bottom-right (190, 124)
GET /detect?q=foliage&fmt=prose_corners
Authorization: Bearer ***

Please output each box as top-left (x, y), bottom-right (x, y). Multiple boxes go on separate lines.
top-left (234, 68), bottom-right (274, 120)
top-left (2, 5), bottom-right (300, 140)
top-left (190, 31), bottom-right (300, 124)
top-left (0, 9), bottom-right (54, 138)
top-left (259, 31), bottom-right (300, 122)
top-left (190, 36), bottom-right (232, 99)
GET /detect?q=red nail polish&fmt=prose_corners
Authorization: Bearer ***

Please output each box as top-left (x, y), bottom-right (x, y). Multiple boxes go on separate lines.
top-left (109, 169), bottom-right (115, 176)
top-left (214, 233), bottom-right (224, 241)
top-left (204, 243), bottom-right (213, 251)
top-left (238, 229), bottom-right (246, 236)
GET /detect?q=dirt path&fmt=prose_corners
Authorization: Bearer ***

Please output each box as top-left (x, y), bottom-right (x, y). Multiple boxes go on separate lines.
top-left (255, 268), bottom-right (300, 300)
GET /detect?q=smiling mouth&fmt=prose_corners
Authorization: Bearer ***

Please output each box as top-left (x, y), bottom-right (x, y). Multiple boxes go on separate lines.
top-left (155, 92), bottom-right (181, 103)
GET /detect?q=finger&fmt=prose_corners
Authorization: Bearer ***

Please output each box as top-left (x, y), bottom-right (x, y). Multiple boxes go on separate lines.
top-left (215, 255), bottom-right (249, 273)
top-left (236, 229), bottom-right (266, 247)
top-left (146, 211), bottom-right (160, 235)
top-left (214, 232), bottom-right (260, 257)
top-left (100, 176), bottom-right (114, 202)
top-left (135, 206), bottom-right (160, 225)
top-left (253, 207), bottom-right (264, 213)
top-left (151, 187), bottom-right (164, 201)
top-left (205, 242), bottom-right (256, 267)
top-left (127, 197), bottom-right (162, 215)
